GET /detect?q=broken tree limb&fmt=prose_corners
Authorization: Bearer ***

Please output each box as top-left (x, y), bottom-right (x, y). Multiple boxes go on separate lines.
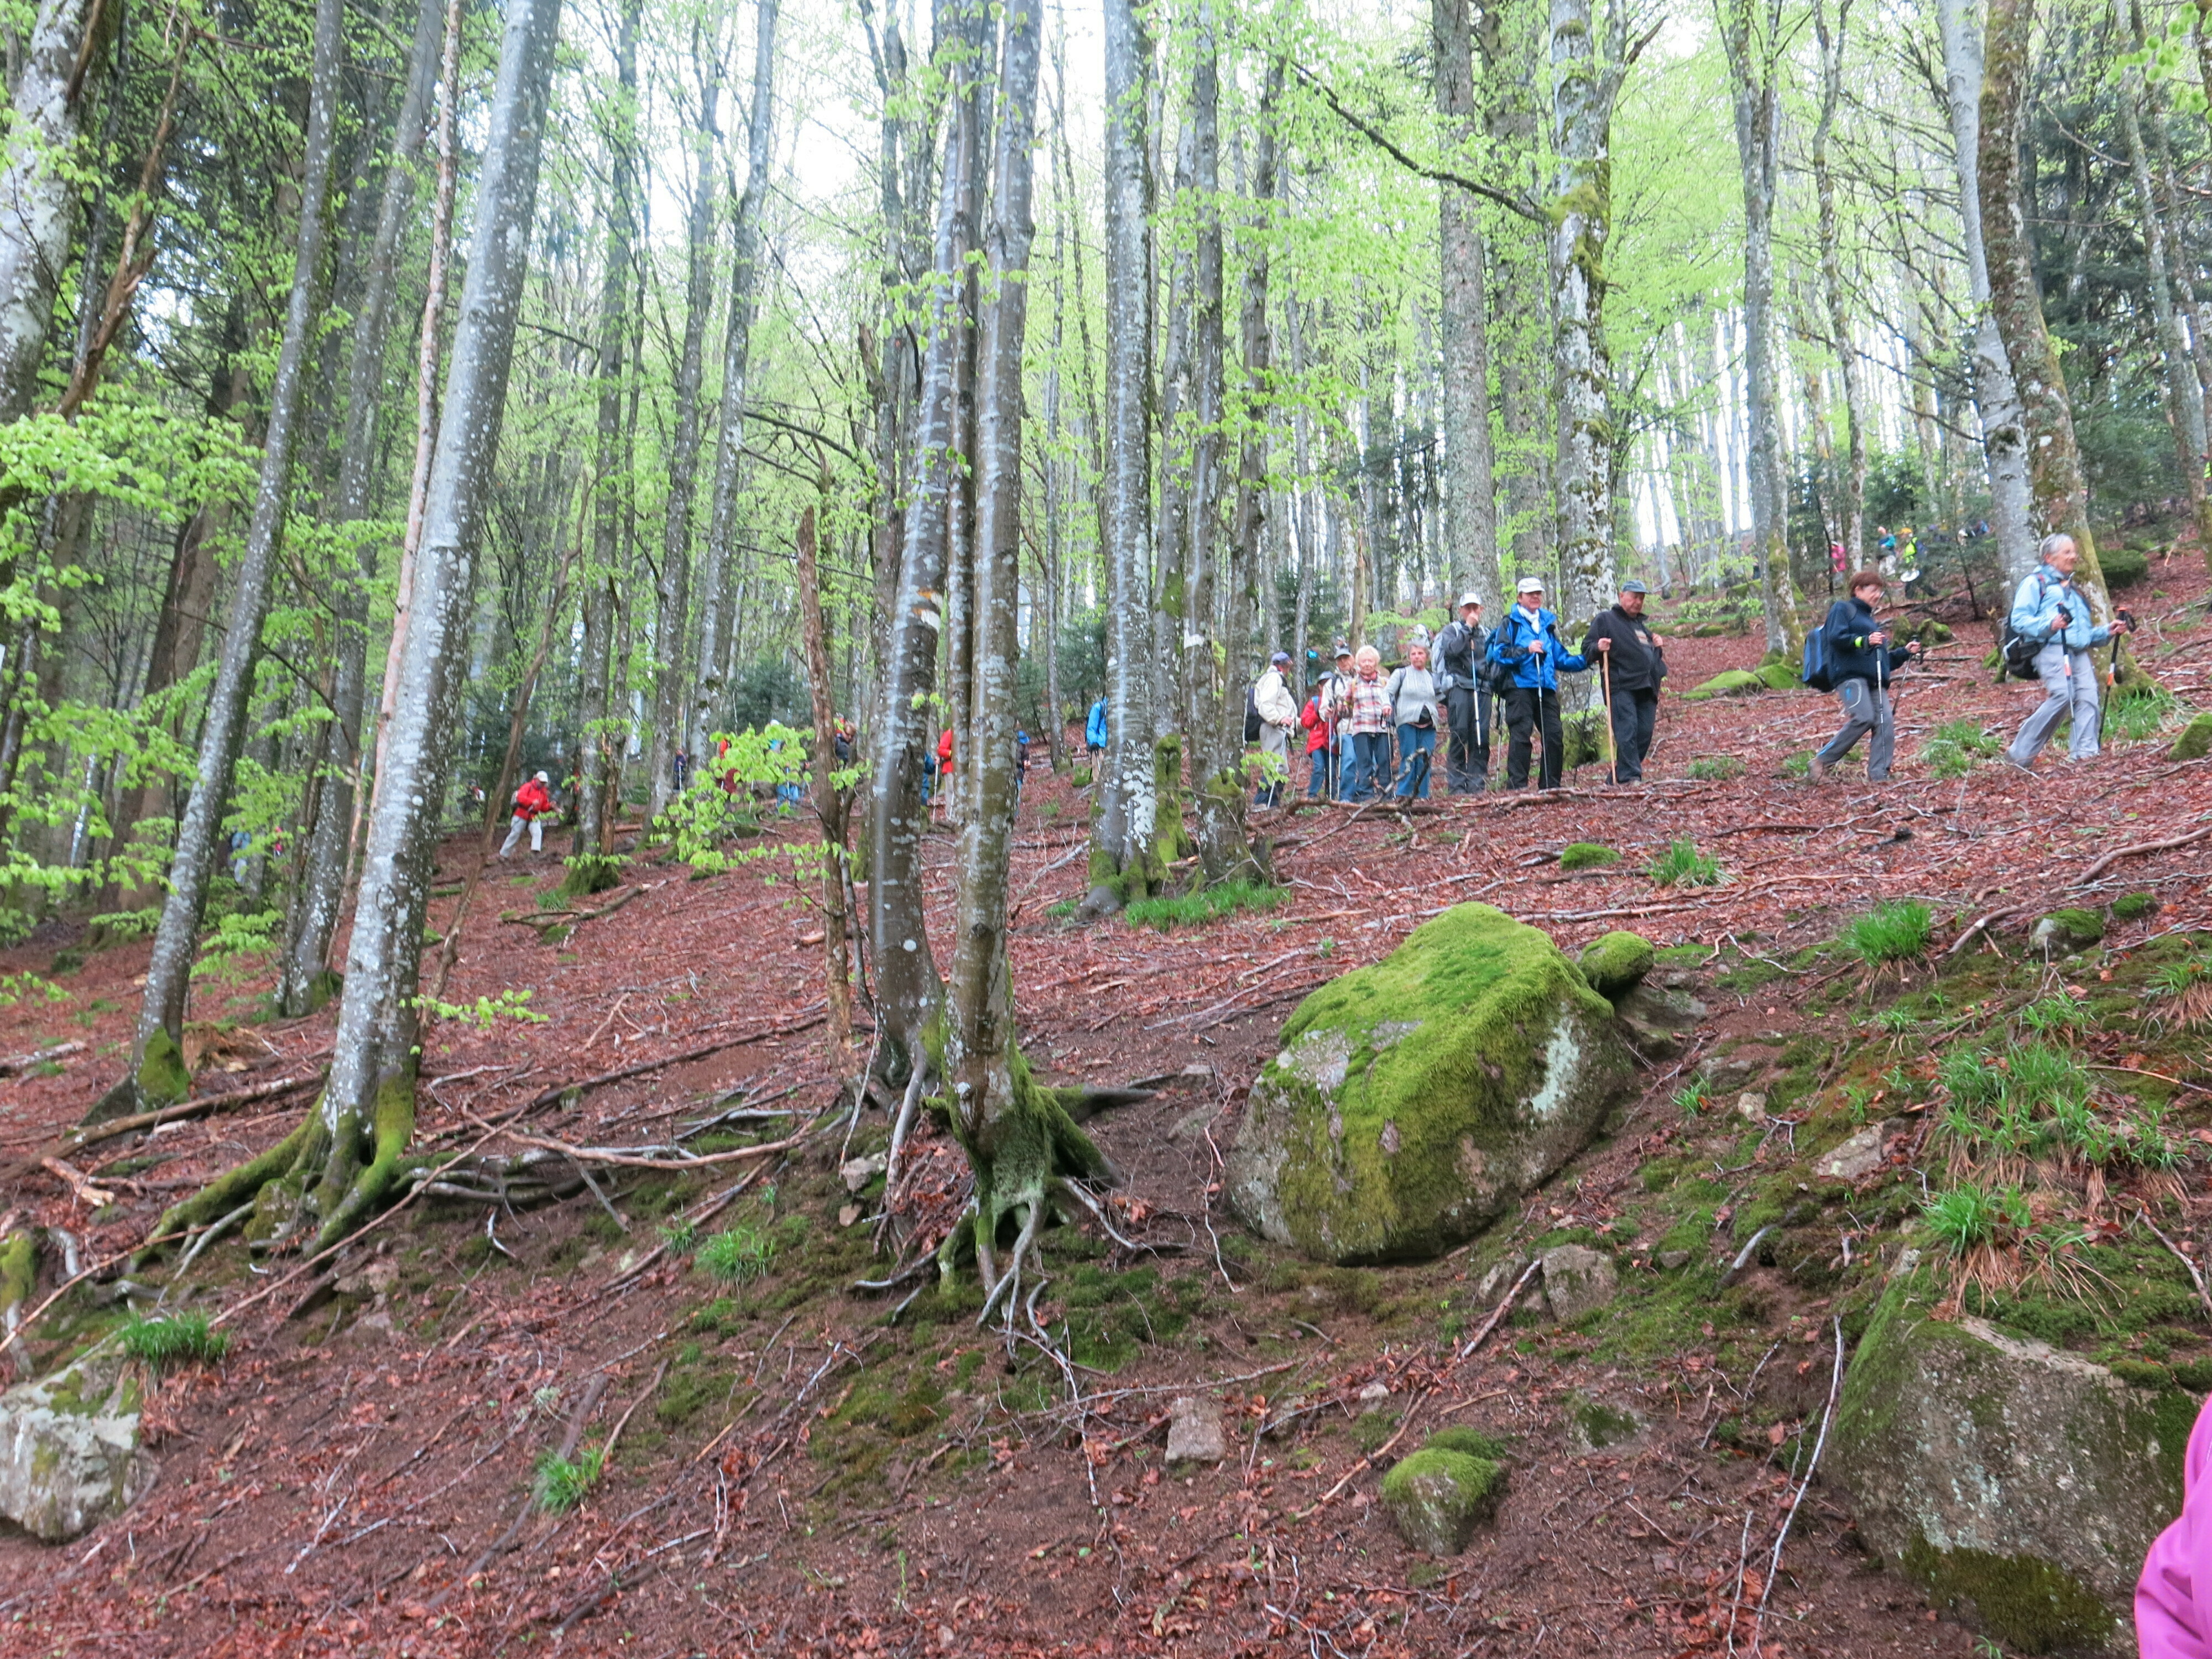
top-left (464, 1112), bottom-right (808, 1172)
top-left (524, 1008), bottom-right (827, 1110)
top-left (5, 1067), bottom-right (328, 1172)
top-left (0, 1041), bottom-right (84, 1076)
top-left (2077, 819), bottom-right (2212, 884)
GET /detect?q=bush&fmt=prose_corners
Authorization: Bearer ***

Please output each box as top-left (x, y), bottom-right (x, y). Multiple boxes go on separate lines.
top-left (2100, 544), bottom-right (2150, 587)
top-left (1838, 900), bottom-right (1933, 964)
top-left (1557, 842), bottom-right (1619, 872)
top-left (1646, 839), bottom-right (1721, 888)
top-left (1124, 880), bottom-right (1285, 931)
top-left (533, 1445), bottom-right (606, 1513)
top-left (118, 1312), bottom-right (228, 1369)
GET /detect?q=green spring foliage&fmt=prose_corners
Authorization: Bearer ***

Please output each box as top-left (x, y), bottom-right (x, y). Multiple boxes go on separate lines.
top-left (1923, 1183), bottom-right (2031, 1255)
top-left (1646, 839), bottom-right (1721, 888)
top-left (1123, 879), bottom-right (1285, 931)
top-left (1838, 900), bottom-right (1934, 964)
top-left (1683, 755), bottom-right (1745, 780)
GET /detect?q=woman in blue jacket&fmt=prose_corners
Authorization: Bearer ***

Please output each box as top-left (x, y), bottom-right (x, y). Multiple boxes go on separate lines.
top-left (1488, 577), bottom-right (1591, 790)
top-left (1810, 570), bottom-right (1919, 782)
top-left (2004, 534), bottom-right (2132, 768)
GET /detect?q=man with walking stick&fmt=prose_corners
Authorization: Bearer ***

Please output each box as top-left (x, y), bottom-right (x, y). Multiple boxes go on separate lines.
top-left (1489, 577), bottom-right (1592, 791)
top-left (1434, 593), bottom-right (1493, 793)
top-left (1582, 580), bottom-right (1668, 784)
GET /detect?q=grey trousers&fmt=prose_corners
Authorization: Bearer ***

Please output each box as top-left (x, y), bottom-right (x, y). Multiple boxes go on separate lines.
top-left (2007, 644), bottom-right (2101, 763)
top-left (499, 813), bottom-right (542, 856)
top-left (1815, 679), bottom-right (1894, 780)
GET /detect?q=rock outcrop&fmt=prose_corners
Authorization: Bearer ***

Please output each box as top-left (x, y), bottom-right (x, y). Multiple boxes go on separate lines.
top-left (1832, 1275), bottom-right (2190, 1652)
top-left (1226, 905), bottom-right (1634, 1264)
top-left (0, 1347), bottom-right (151, 1542)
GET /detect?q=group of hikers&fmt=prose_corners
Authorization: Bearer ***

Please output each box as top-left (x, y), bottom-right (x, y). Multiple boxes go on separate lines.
top-left (1228, 531), bottom-right (2133, 806)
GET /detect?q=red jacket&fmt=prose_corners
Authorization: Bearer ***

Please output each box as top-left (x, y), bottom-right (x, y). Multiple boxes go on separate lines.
top-left (1298, 698), bottom-right (1329, 754)
top-left (936, 729), bottom-right (954, 765)
top-left (513, 779), bottom-right (555, 819)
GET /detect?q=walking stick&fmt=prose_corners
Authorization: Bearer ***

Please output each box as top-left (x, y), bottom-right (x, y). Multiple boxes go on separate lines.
top-left (1600, 649), bottom-right (1617, 785)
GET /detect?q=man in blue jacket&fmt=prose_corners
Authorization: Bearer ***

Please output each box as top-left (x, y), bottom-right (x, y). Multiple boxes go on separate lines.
top-left (1086, 696), bottom-right (1108, 762)
top-left (1809, 569), bottom-right (1919, 782)
top-left (2005, 533), bottom-right (2132, 769)
top-left (1488, 576), bottom-right (1592, 790)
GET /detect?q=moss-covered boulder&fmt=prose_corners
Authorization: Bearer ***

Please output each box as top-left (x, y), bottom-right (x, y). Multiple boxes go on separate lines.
top-left (1682, 669), bottom-right (1766, 701)
top-left (1831, 1275), bottom-right (2190, 1652)
top-left (0, 1348), bottom-right (150, 1542)
top-left (1577, 931), bottom-right (1654, 998)
top-left (1379, 1447), bottom-right (1505, 1554)
top-left (1225, 905), bottom-right (1634, 1264)
top-left (1751, 660), bottom-right (1801, 691)
top-left (2172, 710), bottom-right (2212, 763)
top-left (1557, 842), bottom-right (1619, 872)
top-left (2030, 907), bottom-right (2104, 957)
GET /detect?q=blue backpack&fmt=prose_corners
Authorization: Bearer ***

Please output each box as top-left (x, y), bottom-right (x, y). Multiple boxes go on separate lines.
top-left (1800, 625), bottom-right (1837, 692)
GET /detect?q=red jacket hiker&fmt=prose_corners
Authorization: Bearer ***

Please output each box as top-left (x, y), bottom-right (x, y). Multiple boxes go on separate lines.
top-left (513, 777), bottom-right (555, 819)
top-left (500, 771), bottom-right (557, 859)
top-left (1299, 697), bottom-right (1328, 754)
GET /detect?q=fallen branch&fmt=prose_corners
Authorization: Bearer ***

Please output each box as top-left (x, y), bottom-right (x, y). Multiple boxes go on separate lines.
top-left (0, 1041), bottom-right (84, 1076)
top-left (1458, 1258), bottom-right (1542, 1359)
top-left (7, 1067), bottom-right (328, 1169)
top-left (2077, 820), bottom-right (2212, 884)
top-left (466, 1113), bottom-right (808, 1173)
top-left (1752, 1317), bottom-right (1846, 1647)
top-left (524, 1009), bottom-right (826, 1110)
top-left (39, 1157), bottom-right (116, 1210)
top-left (427, 1372), bottom-right (609, 1612)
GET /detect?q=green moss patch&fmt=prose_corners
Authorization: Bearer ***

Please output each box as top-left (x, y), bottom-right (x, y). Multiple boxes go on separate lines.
top-left (1557, 842), bottom-right (1620, 872)
top-left (1898, 1536), bottom-right (2111, 1655)
top-left (1577, 931), bottom-right (1654, 997)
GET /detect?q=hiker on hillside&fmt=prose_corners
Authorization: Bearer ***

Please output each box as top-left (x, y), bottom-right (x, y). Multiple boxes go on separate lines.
top-left (2005, 533), bottom-right (2131, 770)
top-left (1254, 651), bottom-right (1298, 807)
top-left (1337, 645), bottom-right (1394, 802)
top-left (1809, 570), bottom-right (1921, 783)
top-left (1583, 579), bottom-right (1668, 784)
top-left (1488, 577), bottom-right (1591, 791)
top-left (1386, 639), bottom-right (1443, 800)
top-left (1086, 695), bottom-right (1108, 761)
top-left (1434, 592), bottom-right (1491, 792)
top-left (1320, 641), bottom-right (1358, 800)
top-left (1298, 684), bottom-right (1331, 797)
top-left (500, 770), bottom-right (557, 858)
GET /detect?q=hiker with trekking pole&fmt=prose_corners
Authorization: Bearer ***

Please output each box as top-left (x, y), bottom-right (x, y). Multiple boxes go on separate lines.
top-left (1489, 576), bottom-right (1592, 791)
top-left (1804, 568), bottom-right (1920, 783)
top-left (1434, 593), bottom-right (1494, 793)
top-left (2002, 533), bottom-right (2132, 771)
top-left (1385, 639), bottom-right (1443, 800)
top-left (1319, 640), bottom-right (1357, 801)
top-left (1582, 579), bottom-right (1668, 784)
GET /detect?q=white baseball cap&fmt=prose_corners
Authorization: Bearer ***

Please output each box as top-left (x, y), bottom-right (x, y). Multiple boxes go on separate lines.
top-left (1516, 577), bottom-right (1545, 594)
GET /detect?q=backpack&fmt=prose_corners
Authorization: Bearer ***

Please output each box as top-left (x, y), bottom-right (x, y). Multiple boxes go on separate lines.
top-left (1243, 683), bottom-right (1263, 742)
top-left (1799, 624), bottom-right (1838, 693)
top-left (1998, 572), bottom-right (2054, 680)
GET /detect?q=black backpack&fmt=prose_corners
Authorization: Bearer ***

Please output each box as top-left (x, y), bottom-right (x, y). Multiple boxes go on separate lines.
top-left (1244, 684), bottom-right (1263, 742)
top-left (1998, 571), bottom-right (2054, 680)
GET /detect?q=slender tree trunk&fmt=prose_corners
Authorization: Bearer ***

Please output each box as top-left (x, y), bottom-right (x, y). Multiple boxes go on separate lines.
top-left (1229, 61), bottom-right (1281, 740)
top-left (1094, 0), bottom-right (1159, 894)
top-left (574, 0), bottom-right (640, 862)
top-left (1937, 0), bottom-right (2036, 587)
top-left (1811, 0), bottom-right (1866, 571)
top-left (1980, 0), bottom-right (2141, 606)
top-left (161, 0), bottom-right (565, 1248)
top-left (1434, 0), bottom-right (1501, 613)
top-left (97, 0), bottom-right (347, 1123)
top-left (646, 55), bottom-right (724, 820)
top-left (868, 0), bottom-right (985, 1072)
top-left (280, 0), bottom-right (445, 1017)
top-left (795, 498), bottom-right (855, 1073)
top-left (693, 0), bottom-right (779, 753)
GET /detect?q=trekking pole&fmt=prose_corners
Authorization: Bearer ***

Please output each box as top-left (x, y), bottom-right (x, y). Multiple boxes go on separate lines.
top-left (1600, 650), bottom-right (1617, 785)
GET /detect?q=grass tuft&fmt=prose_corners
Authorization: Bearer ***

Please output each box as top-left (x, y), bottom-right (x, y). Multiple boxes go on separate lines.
top-left (119, 1311), bottom-right (229, 1369)
top-left (1646, 839), bottom-right (1721, 888)
top-left (533, 1445), bottom-right (606, 1514)
top-left (1124, 880), bottom-right (1285, 931)
top-left (1923, 1183), bottom-right (2028, 1255)
top-left (1684, 755), bottom-right (1745, 781)
top-left (1838, 900), bottom-right (1933, 964)
top-left (696, 1224), bottom-right (776, 1285)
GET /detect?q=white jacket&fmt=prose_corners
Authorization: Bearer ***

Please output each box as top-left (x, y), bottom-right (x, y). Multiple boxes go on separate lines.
top-left (1255, 668), bottom-right (1298, 728)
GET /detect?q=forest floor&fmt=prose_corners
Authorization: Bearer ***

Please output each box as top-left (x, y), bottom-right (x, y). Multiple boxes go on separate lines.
top-left (1, 549), bottom-right (2209, 1658)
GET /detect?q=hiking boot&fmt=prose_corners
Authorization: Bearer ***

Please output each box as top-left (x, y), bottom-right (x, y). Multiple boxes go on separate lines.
top-left (1807, 755), bottom-right (1829, 782)
top-left (2004, 753), bottom-right (2034, 774)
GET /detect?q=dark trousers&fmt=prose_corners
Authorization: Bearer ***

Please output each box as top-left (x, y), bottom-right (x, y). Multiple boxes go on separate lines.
top-left (1606, 687), bottom-right (1659, 782)
top-left (1445, 686), bottom-right (1490, 792)
top-left (1503, 686), bottom-right (1564, 790)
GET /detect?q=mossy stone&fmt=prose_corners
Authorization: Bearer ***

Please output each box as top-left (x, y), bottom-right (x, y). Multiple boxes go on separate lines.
top-left (2030, 908), bottom-right (2104, 957)
top-left (1577, 931), bottom-right (1655, 998)
top-left (1832, 1272), bottom-right (2187, 1645)
top-left (2172, 710), bottom-right (2212, 763)
top-left (1379, 1448), bottom-right (1505, 1554)
top-left (1682, 669), bottom-right (1765, 701)
top-left (1557, 842), bottom-right (1619, 872)
top-left (1752, 660), bottom-right (1801, 691)
top-left (2111, 892), bottom-right (2157, 922)
top-left (0, 1234), bottom-right (33, 1312)
top-left (1225, 904), bottom-right (1634, 1264)
top-left (1421, 1425), bottom-right (1510, 1461)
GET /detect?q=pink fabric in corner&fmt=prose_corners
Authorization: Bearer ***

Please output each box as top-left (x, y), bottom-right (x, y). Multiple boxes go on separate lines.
top-left (2140, 1390), bottom-right (2212, 1657)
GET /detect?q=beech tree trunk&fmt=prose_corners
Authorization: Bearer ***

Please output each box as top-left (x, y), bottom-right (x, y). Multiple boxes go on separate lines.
top-left (1811, 0), bottom-right (1866, 573)
top-left (1435, 0), bottom-right (1501, 613)
top-left (1094, 0), bottom-right (1160, 895)
top-left (280, 0), bottom-right (445, 1017)
top-left (795, 499), bottom-right (855, 1073)
top-left (161, 0), bottom-right (565, 1249)
top-left (574, 0), bottom-right (641, 862)
top-left (1937, 0), bottom-right (2037, 587)
top-left (693, 0), bottom-right (779, 753)
top-left (98, 0), bottom-right (347, 1123)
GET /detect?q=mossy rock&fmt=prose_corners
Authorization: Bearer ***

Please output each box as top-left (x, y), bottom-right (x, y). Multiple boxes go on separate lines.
top-left (1421, 1425), bottom-right (1510, 1462)
top-left (2111, 892), bottom-right (2157, 922)
top-left (2101, 545), bottom-right (2150, 588)
top-left (1577, 931), bottom-right (1655, 998)
top-left (560, 853), bottom-right (623, 898)
top-left (1682, 669), bottom-right (1766, 701)
top-left (1831, 1273), bottom-right (2190, 1650)
top-left (1379, 1448), bottom-right (1505, 1554)
top-left (1224, 904), bottom-right (1634, 1264)
top-left (2172, 710), bottom-right (2212, 763)
top-left (1559, 710), bottom-right (1607, 770)
top-left (2030, 907), bottom-right (2104, 957)
top-left (1751, 660), bottom-right (1801, 691)
top-left (0, 1347), bottom-right (150, 1542)
top-left (1557, 842), bottom-right (1619, 872)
